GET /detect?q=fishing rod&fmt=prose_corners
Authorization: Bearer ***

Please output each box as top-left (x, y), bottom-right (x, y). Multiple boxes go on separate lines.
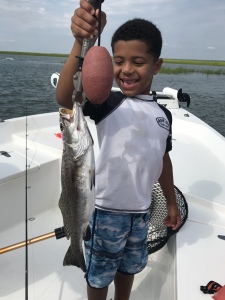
top-left (0, 227), bottom-right (65, 255)
top-left (25, 100), bottom-right (28, 300)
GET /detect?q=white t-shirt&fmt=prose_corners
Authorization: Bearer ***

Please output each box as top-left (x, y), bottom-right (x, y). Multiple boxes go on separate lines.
top-left (84, 92), bottom-right (172, 213)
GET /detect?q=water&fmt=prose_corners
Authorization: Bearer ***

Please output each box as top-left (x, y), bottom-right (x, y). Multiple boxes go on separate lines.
top-left (152, 72), bottom-right (225, 137)
top-left (0, 54), bottom-right (225, 137)
top-left (0, 54), bottom-right (63, 119)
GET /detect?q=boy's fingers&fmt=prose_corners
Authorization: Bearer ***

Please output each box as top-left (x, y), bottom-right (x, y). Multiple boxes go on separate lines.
top-left (71, 14), bottom-right (98, 39)
top-left (171, 214), bottom-right (182, 230)
top-left (79, 0), bottom-right (106, 30)
top-left (71, 0), bottom-right (106, 40)
top-left (71, 5), bottom-right (99, 39)
top-left (80, 0), bottom-right (95, 15)
top-left (164, 213), bottom-right (181, 230)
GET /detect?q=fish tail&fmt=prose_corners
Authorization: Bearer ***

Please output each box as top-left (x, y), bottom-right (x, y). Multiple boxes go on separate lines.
top-left (63, 246), bottom-right (86, 272)
top-left (83, 225), bottom-right (92, 241)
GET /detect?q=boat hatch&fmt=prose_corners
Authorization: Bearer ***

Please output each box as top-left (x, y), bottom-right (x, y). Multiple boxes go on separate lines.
top-left (0, 151), bottom-right (39, 184)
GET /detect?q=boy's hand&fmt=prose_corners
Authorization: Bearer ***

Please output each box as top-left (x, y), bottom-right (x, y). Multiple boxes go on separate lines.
top-left (164, 204), bottom-right (181, 230)
top-left (71, 0), bottom-right (107, 45)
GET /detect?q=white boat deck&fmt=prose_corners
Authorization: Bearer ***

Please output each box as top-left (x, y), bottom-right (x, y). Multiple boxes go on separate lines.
top-left (0, 206), bottom-right (177, 300)
top-left (177, 200), bottom-right (225, 300)
top-left (170, 108), bottom-right (225, 299)
top-left (0, 101), bottom-right (225, 299)
top-left (171, 108), bottom-right (225, 206)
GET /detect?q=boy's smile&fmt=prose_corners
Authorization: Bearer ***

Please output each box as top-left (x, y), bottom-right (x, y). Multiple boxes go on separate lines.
top-left (113, 40), bottom-right (163, 97)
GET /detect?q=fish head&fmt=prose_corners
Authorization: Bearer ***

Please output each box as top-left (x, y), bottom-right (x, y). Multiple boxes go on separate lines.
top-left (59, 102), bottom-right (93, 160)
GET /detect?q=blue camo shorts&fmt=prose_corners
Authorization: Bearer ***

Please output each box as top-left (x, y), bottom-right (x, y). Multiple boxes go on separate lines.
top-left (84, 209), bottom-right (150, 288)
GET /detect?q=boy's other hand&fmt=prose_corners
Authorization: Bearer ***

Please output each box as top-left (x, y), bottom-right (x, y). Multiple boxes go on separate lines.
top-left (71, 0), bottom-right (107, 45)
top-left (164, 204), bottom-right (181, 230)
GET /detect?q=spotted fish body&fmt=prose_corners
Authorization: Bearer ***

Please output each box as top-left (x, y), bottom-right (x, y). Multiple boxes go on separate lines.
top-left (59, 102), bottom-right (95, 272)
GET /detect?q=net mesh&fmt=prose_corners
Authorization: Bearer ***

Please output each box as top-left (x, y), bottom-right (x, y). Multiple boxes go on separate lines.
top-left (147, 182), bottom-right (188, 254)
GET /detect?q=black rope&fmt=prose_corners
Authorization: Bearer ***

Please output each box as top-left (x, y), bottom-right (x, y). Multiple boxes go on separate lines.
top-left (97, 1), bottom-right (102, 46)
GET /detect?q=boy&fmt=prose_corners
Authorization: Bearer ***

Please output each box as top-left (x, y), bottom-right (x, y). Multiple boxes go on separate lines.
top-left (56, 1), bottom-right (181, 299)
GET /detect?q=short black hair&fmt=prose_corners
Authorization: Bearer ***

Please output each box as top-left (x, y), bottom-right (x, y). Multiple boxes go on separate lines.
top-left (111, 18), bottom-right (162, 59)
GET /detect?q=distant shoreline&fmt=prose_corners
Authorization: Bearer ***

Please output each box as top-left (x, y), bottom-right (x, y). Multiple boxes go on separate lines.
top-left (1, 50), bottom-right (225, 67)
top-left (0, 51), bottom-right (68, 58)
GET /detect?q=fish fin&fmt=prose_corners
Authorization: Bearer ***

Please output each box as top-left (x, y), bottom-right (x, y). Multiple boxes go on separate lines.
top-left (83, 225), bottom-right (92, 241)
top-left (93, 168), bottom-right (95, 187)
top-left (89, 167), bottom-right (95, 190)
top-left (63, 246), bottom-right (86, 272)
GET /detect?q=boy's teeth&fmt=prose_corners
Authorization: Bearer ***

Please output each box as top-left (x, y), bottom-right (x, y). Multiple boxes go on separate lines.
top-left (124, 80), bottom-right (136, 85)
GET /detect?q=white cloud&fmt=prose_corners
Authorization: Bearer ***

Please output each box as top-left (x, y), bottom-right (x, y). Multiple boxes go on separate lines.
top-left (0, 38), bottom-right (15, 43)
top-left (38, 7), bottom-right (46, 15)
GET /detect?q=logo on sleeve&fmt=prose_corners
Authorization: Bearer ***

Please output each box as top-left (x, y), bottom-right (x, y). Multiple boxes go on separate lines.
top-left (156, 117), bottom-right (170, 131)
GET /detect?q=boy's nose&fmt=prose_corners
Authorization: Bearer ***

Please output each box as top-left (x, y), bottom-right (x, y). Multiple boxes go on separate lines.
top-left (122, 63), bottom-right (133, 74)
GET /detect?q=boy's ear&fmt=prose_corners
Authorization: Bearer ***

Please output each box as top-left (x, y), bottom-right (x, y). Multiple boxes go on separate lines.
top-left (154, 58), bottom-right (163, 75)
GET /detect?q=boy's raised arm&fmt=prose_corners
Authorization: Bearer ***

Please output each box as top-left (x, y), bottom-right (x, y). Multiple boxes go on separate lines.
top-left (56, 42), bottom-right (82, 109)
top-left (56, 0), bottom-right (106, 109)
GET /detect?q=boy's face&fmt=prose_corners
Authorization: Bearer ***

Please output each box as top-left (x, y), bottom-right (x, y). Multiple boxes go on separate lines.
top-left (113, 40), bottom-right (162, 97)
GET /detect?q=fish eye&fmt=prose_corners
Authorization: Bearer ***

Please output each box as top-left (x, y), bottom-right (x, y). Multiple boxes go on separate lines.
top-left (60, 123), bottom-right (64, 131)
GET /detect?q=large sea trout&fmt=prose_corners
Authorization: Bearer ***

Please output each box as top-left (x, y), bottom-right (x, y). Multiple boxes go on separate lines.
top-left (59, 102), bottom-right (95, 272)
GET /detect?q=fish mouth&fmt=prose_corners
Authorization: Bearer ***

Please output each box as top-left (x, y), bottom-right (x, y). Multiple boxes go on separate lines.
top-left (59, 108), bottom-right (73, 116)
top-left (59, 108), bottom-right (75, 130)
top-left (59, 108), bottom-right (75, 122)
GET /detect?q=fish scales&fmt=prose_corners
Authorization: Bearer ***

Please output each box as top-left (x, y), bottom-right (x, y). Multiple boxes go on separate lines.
top-left (59, 102), bottom-right (95, 272)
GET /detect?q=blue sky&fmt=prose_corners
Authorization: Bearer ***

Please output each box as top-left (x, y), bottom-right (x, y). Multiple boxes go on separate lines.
top-left (0, 0), bottom-right (224, 60)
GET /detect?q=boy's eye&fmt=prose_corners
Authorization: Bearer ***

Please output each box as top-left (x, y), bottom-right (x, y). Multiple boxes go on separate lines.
top-left (134, 61), bottom-right (144, 66)
top-left (114, 60), bottom-right (123, 65)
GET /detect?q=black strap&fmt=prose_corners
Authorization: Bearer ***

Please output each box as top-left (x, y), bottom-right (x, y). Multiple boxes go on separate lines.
top-left (200, 281), bottom-right (222, 294)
